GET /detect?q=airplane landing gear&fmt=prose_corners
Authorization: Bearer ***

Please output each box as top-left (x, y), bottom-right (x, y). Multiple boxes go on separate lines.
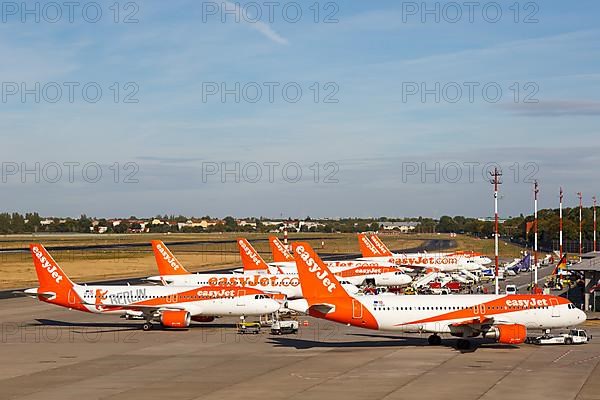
top-left (428, 334), bottom-right (442, 346)
top-left (456, 339), bottom-right (471, 350)
top-left (142, 322), bottom-right (154, 331)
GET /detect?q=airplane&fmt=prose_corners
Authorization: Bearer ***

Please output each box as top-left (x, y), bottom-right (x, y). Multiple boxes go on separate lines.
top-left (23, 244), bottom-right (281, 331)
top-left (265, 236), bottom-right (412, 287)
top-left (145, 239), bottom-right (359, 299)
top-left (286, 242), bottom-right (586, 349)
top-left (370, 233), bottom-right (492, 265)
top-left (358, 234), bottom-right (487, 271)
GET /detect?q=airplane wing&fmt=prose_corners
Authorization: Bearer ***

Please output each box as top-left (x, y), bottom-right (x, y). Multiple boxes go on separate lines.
top-left (13, 288), bottom-right (56, 300)
top-left (451, 316), bottom-right (494, 327)
top-left (308, 303), bottom-right (335, 314)
top-left (81, 301), bottom-right (187, 314)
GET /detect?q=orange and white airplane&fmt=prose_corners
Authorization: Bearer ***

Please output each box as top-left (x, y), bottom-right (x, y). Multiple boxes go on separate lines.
top-left (24, 244), bottom-right (281, 330)
top-left (265, 236), bottom-right (412, 287)
top-left (148, 239), bottom-right (360, 297)
top-left (358, 234), bottom-right (488, 271)
top-left (287, 242), bottom-right (586, 349)
top-left (147, 239), bottom-right (306, 299)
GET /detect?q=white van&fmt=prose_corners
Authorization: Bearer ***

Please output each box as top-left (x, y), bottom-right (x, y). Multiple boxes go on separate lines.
top-left (505, 284), bottom-right (517, 295)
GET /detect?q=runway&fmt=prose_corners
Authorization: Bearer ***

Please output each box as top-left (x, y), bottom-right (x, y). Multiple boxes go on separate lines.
top-left (1, 297), bottom-right (599, 400)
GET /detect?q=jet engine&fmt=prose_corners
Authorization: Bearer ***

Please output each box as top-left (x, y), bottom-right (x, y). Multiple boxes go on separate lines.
top-left (483, 324), bottom-right (527, 344)
top-left (160, 310), bottom-right (191, 328)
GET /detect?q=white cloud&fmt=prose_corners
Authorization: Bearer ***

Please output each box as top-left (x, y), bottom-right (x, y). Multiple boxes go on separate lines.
top-left (222, 1), bottom-right (289, 45)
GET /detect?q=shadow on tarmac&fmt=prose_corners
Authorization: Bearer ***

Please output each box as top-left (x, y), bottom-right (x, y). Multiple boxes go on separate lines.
top-left (31, 318), bottom-right (236, 331)
top-left (268, 333), bottom-right (519, 353)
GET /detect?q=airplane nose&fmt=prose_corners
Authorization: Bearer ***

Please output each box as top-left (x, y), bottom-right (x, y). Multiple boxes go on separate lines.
top-left (578, 309), bottom-right (587, 322)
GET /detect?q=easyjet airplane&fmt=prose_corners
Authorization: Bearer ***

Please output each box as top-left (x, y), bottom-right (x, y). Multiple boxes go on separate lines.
top-left (264, 236), bottom-right (412, 287)
top-left (147, 239), bottom-right (360, 297)
top-left (287, 242), bottom-right (586, 349)
top-left (369, 234), bottom-right (492, 265)
top-left (24, 244), bottom-right (280, 331)
top-left (358, 234), bottom-right (487, 272)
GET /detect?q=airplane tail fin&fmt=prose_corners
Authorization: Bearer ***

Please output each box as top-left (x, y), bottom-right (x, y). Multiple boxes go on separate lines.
top-left (292, 242), bottom-right (349, 302)
top-left (357, 233), bottom-right (382, 257)
top-left (151, 240), bottom-right (190, 275)
top-left (269, 236), bottom-right (294, 262)
top-left (30, 244), bottom-right (75, 292)
top-left (292, 242), bottom-right (379, 329)
top-left (369, 234), bottom-right (393, 256)
top-left (237, 238), bottom-right (270, 272)
top-left (29, 244), bottom-right (87, 310)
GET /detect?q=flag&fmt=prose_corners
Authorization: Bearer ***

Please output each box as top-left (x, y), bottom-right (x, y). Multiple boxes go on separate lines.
top-left (551, 254), bottom-right (568, 275)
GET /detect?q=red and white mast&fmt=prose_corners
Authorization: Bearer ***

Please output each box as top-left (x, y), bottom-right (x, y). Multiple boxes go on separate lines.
top-left (578, 192), bottom-right (583, 258)
top-left (594, 196), bottom-right (597, 252)
top-left (559, 188), bottom-right (564, 258)
top-left (534, 181), bottom-right (539, 286)
top-left (490, 167), bottom-right (502, 295)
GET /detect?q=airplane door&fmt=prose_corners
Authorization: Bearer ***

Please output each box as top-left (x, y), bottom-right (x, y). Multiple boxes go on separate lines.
top-left (550, 298), bottom-right (560, 317)
top-left (67, 289), bottom-right (77, 306)
top-left (352, 299), bottom-right (363, 319)
top-left (166, 293), bottom-right (178, 303)
top-left (237, 290), bottom-right (246, 306)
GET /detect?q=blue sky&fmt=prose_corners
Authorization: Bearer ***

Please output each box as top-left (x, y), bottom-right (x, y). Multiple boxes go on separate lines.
top-left (1, 0), bottom-right (599, 218)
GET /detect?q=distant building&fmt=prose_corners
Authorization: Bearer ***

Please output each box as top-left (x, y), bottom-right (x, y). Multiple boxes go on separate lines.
top-left (379, 221), bottom-right (419, 233)
top-left (237, 220), bottom-right (257, 228)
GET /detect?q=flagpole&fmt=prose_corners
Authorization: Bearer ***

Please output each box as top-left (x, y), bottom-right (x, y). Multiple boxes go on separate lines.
top-left (594, 196), bottom-right (597, 252)
top-left (534, 181), bottom-right (539, 288)
top-left (578, 192), bottom-right (583, 259)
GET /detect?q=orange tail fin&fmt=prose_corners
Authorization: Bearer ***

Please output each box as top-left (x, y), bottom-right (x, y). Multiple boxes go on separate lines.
top-left (292, 242), bottom-right (379, 329)
top-left (357, 233), bottom-right (382, 257)
top-left (269, 236), bottom-right (294, 262)
top-left (369, 234), bottom-right (393, 256)
top-left (30, 244), bottom-right (75, 292)
top-left (151, 240), bottom-right (190, 275)
top-left (238, 238), bottom-right (270, 272)
top-left (291, 242), bottom-right (348, 301)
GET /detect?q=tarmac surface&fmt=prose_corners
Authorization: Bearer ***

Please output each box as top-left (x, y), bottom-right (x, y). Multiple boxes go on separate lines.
top-left (2, 297), bottom-right (600, 400)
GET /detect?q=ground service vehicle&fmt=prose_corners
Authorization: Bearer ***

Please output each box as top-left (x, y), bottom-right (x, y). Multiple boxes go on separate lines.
top-left (271, 320), bottom-right (299, 335)
top-left (531, 329), bottom-right (590, 345)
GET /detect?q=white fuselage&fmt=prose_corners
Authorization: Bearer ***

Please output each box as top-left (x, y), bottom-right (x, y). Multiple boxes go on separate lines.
top-left (259, 262), bottom-right (413, 287)
top-left (358, 254), bottom-right (484, 272)
top-left (36, 284), bottom-right (281, 317)
top-left (288, 294), bottom-right (585, 333)
top-left (147, 273), bottom-right (361, 298)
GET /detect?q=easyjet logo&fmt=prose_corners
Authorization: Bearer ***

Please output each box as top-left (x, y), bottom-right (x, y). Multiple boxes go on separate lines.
top-left (370, 237), bottom-right (388, 254)
top-left (295, 245), bottom-right (337, 293)
top-left (361, 236), bottom-right (380, 255)
top-left (32, 246), bottom-right (63, 284)
top-left (394, 256), bottom-right (458, 265)
top-left (239, 240), bottom-right (261, 266)
top-left (208, 275), bottom-right (299, 287)
top-left (156, 244), bottom-right (180, 271)
top-left (272, 238), bottom-right (289, 256)
top-left (352, 267), bottom-right (390, 275)
top-left (197, 289), bottom-right (236, 298)
top-left (506, 298), bottom-right (549, 308)
top-left (328, 261), bottom-right (383, 268)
